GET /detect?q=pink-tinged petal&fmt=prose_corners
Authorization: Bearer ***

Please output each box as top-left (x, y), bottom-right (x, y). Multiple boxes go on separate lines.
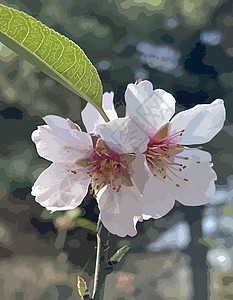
top-left (171, 149), bottom-right (217, 206)
top-left (130, 152), bottom-right (150, 195)
top-left (139, 171), bottom-right (176, 219)
top-left (81, 103), bottom-right (105, 133)
top-left (169, 99), bottom-right (226, 145)
top-left (102, 92), bottom-right (118, 121)
top-left (97, 185), bottom-right (142, 237)
top-left (31, 163), bottom-right (90, 212)
top-left (125, 81), bottom-right (176, 132)
top-left (96, 116), bottom-right (149, 154)
top-left (32, 125), bottom-right (93, 163)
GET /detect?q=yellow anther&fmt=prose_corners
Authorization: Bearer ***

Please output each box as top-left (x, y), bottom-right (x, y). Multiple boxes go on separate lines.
top-left (182, 166), bottom-right (187, 169)
top-left (176, 184), bottom-right (180, 187)
top-left (93, 194), bottom-right (97, 199)
top-left (183, 178), bottom-right (188, 181)
top-left (90, 189), bottom-right (93, 194)
top-left (163, 175), bottom-right (166, 179)
top-left (196, 161), bottom-right (200, 164)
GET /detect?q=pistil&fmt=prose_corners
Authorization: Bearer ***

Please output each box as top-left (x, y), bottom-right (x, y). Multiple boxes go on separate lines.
top-left (75, 139), bottom-right (135, 194)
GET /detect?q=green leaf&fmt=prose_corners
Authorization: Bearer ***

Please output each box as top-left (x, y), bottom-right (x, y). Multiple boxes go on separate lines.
top-left (198, 238), bottom-right (217, 249)
top-left (77, 276), bottom-right (91, 299)
top-left (0, 4), bottom-right (108, 121)
top-left (74, 217), bottom-right (97, 233)
top-left (109, 245), bottom-right (130, 265)
top-left (41, 209), bottom-right (63, 221)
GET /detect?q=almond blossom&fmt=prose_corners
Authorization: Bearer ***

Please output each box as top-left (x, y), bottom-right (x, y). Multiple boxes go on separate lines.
top-left (81, 80), bottom-right (225, 226)
top-left (124, 80), bottom-right (226, 220)
top-left (31, 93), bottom-right (149, 237)
top-left (31, 82), bottom-right (225, 237)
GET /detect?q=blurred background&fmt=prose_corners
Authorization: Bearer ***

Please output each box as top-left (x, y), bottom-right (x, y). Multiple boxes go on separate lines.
top-left (0, 0), bottom-right (233, 299)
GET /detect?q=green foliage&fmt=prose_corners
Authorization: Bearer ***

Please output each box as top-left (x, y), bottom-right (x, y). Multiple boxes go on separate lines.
top-left (77, 276), bottom-right (91, 299)
top-left (109, 245), bottom-right (130, 265)
top-left (198, 238), bottom-right (217, 249)
top-left (74, 217), bottom-right (97, 233)
top-left (0, 4), bottom-right (108, 120)
top-left (41, 208), bottom-right (96, 232)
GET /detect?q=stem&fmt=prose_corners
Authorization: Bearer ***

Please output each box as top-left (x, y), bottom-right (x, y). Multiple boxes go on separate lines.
top-left (92, 233), bottom-right (101, 298)
top-left (91, 221), bottom-right (112, 299)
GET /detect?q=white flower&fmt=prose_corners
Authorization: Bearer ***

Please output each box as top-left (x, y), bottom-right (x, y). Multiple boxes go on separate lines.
top-left (31, 93), bottom-right (149, 237)
top-left (124, 80), bottom-right (225, 220)
top-left (83, 81), bottom-right (225, 224)
top-left (31, 82), bottom-right (226, 237)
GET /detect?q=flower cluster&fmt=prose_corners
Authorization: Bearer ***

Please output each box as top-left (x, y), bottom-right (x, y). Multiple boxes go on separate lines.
top-left (31, 80), bottom-right (225, 237)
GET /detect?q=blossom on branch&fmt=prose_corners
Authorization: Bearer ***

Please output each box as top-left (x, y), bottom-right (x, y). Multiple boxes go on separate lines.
top-left (31, 93), bottom-right (149, 237)
top-left (124, 80), bottom-right (225, 220)
top-left (31, 81), bottom-right (225, 237)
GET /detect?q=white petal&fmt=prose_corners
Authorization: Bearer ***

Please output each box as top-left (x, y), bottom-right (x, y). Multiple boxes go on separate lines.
top-left (125, 81), bottom-right (176, 132)
top-left (102, 92), bottom-right (118, 121)
top-left (32, 125), bottom-right (93, 163)
top-left (130, 152), bottom-right (150, 194)
top-left (81, 103), bottom-right (105, 134)
top-left (169, 99), bottom-right (226, 145)
top-left (44, 115), bottom-right (78, 131)
top-left (171, 149), bottom-right (217, 206)
top-left (81, 92), bottom-right (117, 133)
top-left (97, 185), bottom-right (142, 237)
top-left (96, 116), bottom-right (149, 153)
top-left (179, 149), bottom-right (212, 162)
top-left (139, 170), bottom-right (176, 219)
top-left (43, 115), bottom-right (93, 148)
top-left (31, 163), bottom-right (90, 212)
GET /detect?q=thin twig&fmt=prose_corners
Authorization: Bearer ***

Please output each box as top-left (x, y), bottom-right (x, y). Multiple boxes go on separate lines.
top-left (92, 233), bottom-right (101, 298)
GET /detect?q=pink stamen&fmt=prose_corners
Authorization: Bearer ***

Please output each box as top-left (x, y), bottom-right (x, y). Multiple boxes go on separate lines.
top-left (76, 139), bottom-right (134, 193)
top-left (144, 128), bottom-right (196, 185)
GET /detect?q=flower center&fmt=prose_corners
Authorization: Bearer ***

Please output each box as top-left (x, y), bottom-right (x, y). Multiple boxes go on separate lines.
top-left (144, 123), bottom-right (201, 186)
top-left (76, 139), bottom-right (135, 196)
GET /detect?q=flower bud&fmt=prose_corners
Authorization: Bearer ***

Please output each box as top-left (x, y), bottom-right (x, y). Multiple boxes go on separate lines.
top-left (77, 276), bottom-right (91, 299)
